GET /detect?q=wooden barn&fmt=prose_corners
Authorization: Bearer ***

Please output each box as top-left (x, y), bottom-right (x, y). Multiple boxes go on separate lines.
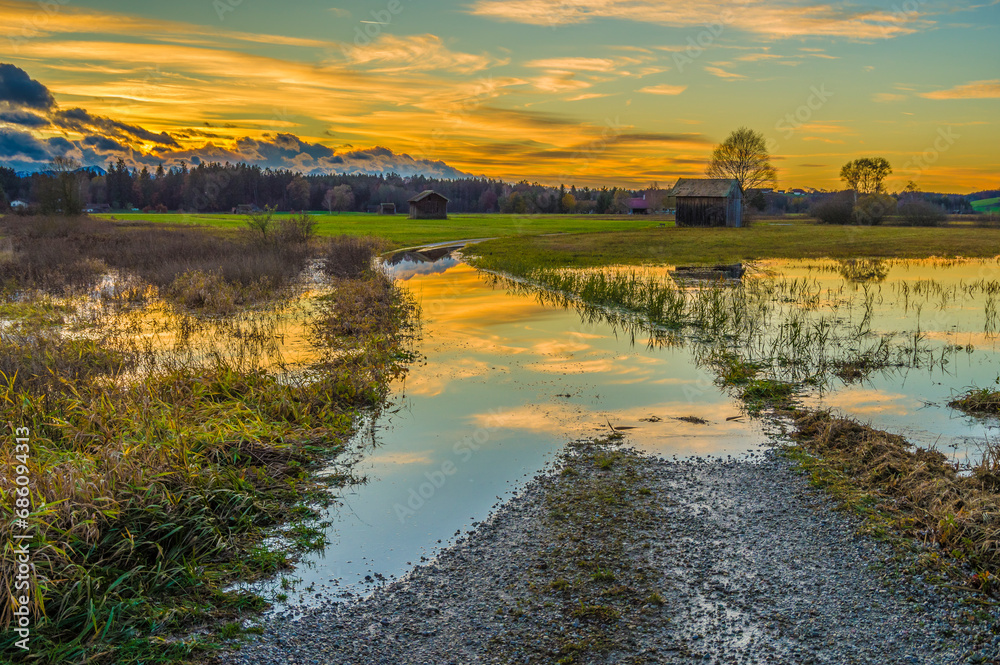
top-left (671, 178), bottom-right (742, 228)
top-left (628, 196), bottom-right (650, 214)
top-left (378, 202), bottom-right (396, 215)
top-left (407, 190), bottom-right (449, 219)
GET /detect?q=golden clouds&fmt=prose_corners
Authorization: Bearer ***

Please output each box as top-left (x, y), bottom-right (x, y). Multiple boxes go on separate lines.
top-left (920, 80), bottom-right (1000, 100)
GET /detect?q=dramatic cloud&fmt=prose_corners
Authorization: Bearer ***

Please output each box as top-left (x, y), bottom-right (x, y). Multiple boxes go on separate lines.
top-left (53, 108), bottom-right (180, 147)
top-left (0, 108), bottom-right (50, 127)
top-left (0, 128), bottom-right (50, 160)
top-left (0, 63), bottom-right (55, 109)
top-left (920, 79), bottom-right (1000, 100)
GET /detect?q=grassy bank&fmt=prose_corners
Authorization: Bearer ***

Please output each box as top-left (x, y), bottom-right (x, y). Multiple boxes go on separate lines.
top-left (93, 212), bottom-right (662, 249)
top-left (0, 216), bottom-right (416, 663)
top-left (471, 222), bottom-right (1000, 269)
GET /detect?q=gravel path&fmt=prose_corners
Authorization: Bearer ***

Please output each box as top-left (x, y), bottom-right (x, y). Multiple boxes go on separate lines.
top-left (218, 441), bottom-right (999, 664)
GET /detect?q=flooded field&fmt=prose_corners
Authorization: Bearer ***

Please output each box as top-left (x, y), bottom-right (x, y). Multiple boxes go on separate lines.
top-left (244, 251), bottom-right (1000, 611)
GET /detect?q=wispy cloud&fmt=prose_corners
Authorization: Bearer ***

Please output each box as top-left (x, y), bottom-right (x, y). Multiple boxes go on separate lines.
top-left (920, 79), bottom-right (1000, 100)
top-left (339, 34), bottom-right (504, 74)
top-left (704, 65), bottom-right (746, 79)
top-left (872, 92), bottom-right (906, 102)
top-left (638, 84), bottom-right (687, 95)
top-left (467, 0), bottom-right (929, 39)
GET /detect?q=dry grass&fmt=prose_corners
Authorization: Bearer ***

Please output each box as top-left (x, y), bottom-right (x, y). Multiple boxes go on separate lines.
top-left (791, 410), bottom-right (1000, 589)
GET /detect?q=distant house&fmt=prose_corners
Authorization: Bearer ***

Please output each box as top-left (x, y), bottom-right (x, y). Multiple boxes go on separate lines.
top-left (235, 204), bottom-right (260, 214)
top-left (10, 200), bottom-right (27, 209)
top-left (408, 190), bottom-right (449, 219)
top-left (790, 189), bottom-right (807, 197)
top-left (378, 202), bottom-right (397, 215)
top-left (671, 178), bottom-right (742, 228)
top-left (628, 196), bottom-right (650, 215)
top-left (84, 203), bottom-right (111, 214)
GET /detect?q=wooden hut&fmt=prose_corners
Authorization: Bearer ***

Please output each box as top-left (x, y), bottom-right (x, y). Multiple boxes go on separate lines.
top-left (628, 196), bottom-right (650, 214)
top-left (671, 178), bottom-right (742, 228)
top-left (378, 202), bottom-right (396, 215)
top-left (407, 190), bottom-right (449, 219)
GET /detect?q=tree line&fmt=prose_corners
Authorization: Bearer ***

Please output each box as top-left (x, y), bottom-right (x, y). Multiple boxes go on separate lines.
top-left (0, 159), bottom-right (665, 215)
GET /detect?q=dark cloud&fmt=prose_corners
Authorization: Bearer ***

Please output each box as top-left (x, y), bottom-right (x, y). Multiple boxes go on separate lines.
top-left (53, 108), bottom-right (179, 147)
top-left (0, 129), bottom-right (51, 160)
top-left (0, 109), bottom-right (50, 127)
top-left (0, 64), bottom-right (55, 110)
top-left (83, 134), bottom-right (129, 153)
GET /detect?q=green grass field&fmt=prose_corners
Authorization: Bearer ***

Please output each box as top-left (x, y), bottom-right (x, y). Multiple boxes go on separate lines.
top-left (971, 198), bottom-right (1000, 214)
top-left (469, 221), bottom-right (1000, 269)
top-left (95, 211), bottom-right (665, 249)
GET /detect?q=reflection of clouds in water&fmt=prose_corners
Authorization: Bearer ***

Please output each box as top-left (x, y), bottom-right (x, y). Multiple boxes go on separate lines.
top-left (367, 451), bottom-right (434, 466)
top-left (386, 256), bottom-right (461, 281)
top-left (806, 389), bottom-right (914, 416)
top-left (403, 358), bottom-right (496, 397)
top-left (530, 339), bottom-right (592, 356)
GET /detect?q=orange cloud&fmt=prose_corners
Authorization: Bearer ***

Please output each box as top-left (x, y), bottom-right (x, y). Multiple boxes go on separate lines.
top-left (920, 80), bottom-right (1000, 100)
top-left (638, 84), bottom-right (687, 95)
top-left (467, 0), bottom-right (927, 39)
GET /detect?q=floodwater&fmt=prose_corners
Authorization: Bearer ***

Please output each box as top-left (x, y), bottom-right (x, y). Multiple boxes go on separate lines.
top-left (246, 250), bottom-right (770, 609)
top-left (243, 252), bottom-right (1000, 610)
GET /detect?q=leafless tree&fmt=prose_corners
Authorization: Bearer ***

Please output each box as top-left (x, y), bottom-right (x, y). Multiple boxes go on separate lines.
top-left (705, 127), bottom-right (776, 193)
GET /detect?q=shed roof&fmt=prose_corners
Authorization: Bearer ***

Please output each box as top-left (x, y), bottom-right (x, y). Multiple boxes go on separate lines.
top-left (408, 190), bottom-right (450, 203)
top-left (671, 178), bottom-right (740, 198)
top-left (628, 198), bottom-right (649, 209)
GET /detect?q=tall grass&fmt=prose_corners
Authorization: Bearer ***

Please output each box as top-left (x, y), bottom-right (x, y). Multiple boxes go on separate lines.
top-left (0, 221), bottom-right (417, 663)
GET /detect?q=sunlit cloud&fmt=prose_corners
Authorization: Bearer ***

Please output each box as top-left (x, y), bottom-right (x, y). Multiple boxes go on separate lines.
top-left (467, 0), bottom-right (929, 39)
top-left (920, 79), bottom-right (1000, 100)
top-left (638, 84), bottom-right (687, 95)
top-left (704, 65), bottom-right (746, 79)
top-left (339, 34), bottom-right (504, 73)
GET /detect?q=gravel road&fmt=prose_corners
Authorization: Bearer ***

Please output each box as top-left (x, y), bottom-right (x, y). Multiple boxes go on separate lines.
top-left (218, 440), bottom-right (999, 664)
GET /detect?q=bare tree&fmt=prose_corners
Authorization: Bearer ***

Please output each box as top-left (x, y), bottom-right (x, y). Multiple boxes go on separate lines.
top-left (327, 184), bottom-right (354, 214)
top-left (840, 157), bottom-right (892, 200)
top-left (706, 127), bottom-right (776, 193)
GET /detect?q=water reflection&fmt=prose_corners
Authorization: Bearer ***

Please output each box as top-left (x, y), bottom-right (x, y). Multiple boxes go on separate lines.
top-left (252, 249), bottom-right (769, 611)
top-left (249, 251), bottom-right (1000, 612)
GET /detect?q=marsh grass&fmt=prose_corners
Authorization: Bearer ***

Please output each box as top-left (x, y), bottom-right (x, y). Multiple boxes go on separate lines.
top-left (949, 388), bottom-right (1000, 416)
top-left (789, 410), bottom-right (1000, 589)
top-left (0, 221), bottom-right (416, 663)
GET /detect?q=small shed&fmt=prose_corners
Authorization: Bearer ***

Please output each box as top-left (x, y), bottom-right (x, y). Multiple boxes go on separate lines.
top-left (10, 200), bottom-right (28, 209)
top-left (235, 203), bottom-right (260, 214)
top-left (672, 178), bottom-right (742, 228)
top-left (408, 190), bottom-right (449, 220)
top-left (628, 196), bottom-right (650, 215)
top-left (378, 202), bottom-right (396, 215)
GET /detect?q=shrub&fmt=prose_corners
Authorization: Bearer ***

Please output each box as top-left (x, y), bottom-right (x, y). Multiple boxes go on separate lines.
top-left (276, 212), bottom-right (317, 244)
top-left (898, 200), bottom-right (946, 226)
top-left (322, 235), bottom-right (385, 279)
top-left (168, 269), bottom-right (238, 314)
top-left (244, 204), bottom-right (276, 242)
top-left (810, 193), bottom-right (854, 225)
top-left (853, 193), bottom-right (896, 225)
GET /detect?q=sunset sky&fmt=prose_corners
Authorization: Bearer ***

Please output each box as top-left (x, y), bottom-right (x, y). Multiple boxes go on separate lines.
top-left (1, 0), bottom-right (997, 192)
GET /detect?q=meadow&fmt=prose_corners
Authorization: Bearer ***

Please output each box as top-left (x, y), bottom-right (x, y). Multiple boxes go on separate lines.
top-left (94, 211), bottom-right (663, 249)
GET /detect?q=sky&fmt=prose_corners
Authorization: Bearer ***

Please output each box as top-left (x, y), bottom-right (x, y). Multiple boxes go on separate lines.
top-left (0, 0), bottom-right (997, 192)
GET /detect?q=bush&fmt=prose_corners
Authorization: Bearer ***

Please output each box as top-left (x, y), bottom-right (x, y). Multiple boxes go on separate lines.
top-left (810, 193), bottom-right (854, 224)
top-left (897, 200), bottom-right (946, 226)
top-left (244, 204), bottom-right (276, 241)
top-left (168, 269), bottom-right (238, 314)
top-left (323, 235), bottom-right (385, 279)
top-left (853, 194), bottom-right (896, 225)
top-left (276, 212), bottom-right (317, 244)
